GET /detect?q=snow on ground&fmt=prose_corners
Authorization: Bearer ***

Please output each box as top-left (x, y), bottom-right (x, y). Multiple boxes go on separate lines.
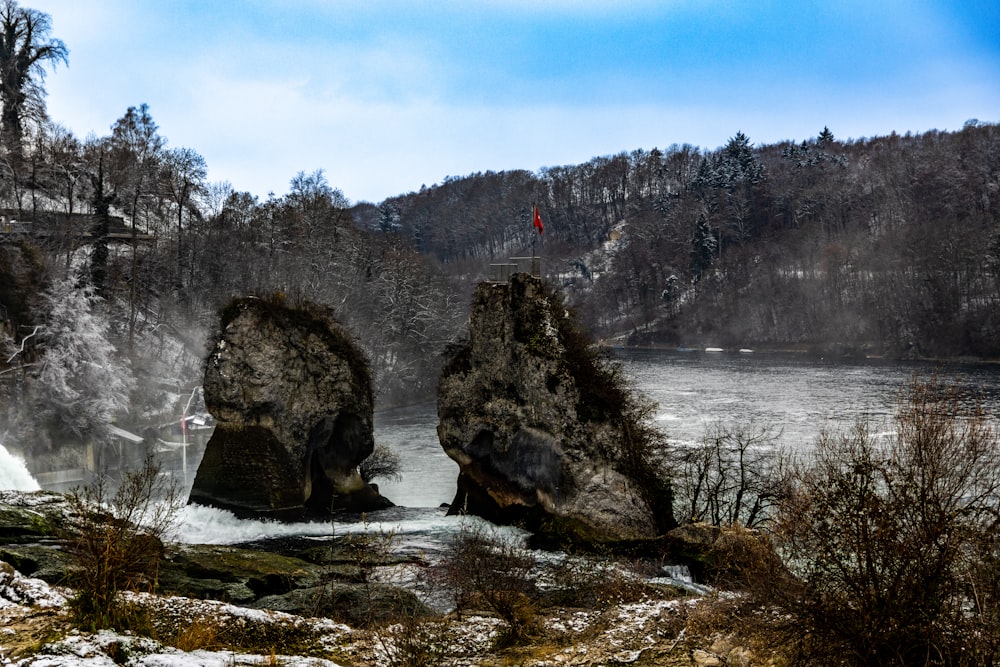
top-left (10, 631), bottom-right (345, 667)
top-left (0, 563), bottom-right (68, 610)
top-left (0, 496), bottom-right (715, 666)
top-left (0, 554), bottom-right (712, 667)
top-left (0, 560), bottom-right (351, 667)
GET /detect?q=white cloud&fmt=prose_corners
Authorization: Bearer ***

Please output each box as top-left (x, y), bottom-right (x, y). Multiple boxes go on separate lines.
top-left (22, 0), bottom-right (1000, 204)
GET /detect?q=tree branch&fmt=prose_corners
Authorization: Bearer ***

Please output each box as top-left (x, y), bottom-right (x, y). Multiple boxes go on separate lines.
top-left (7, 324), bottom-right (40, 363)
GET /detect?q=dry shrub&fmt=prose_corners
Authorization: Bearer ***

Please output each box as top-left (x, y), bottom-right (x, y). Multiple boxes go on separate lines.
top-left (439, 522), bottom-right (539, 644)
top-left (169, 618), bottom-right (220, 652)
top-left (772, 377), bottom-right (1000, 666)
top-left (192, 615), bottom-right (324, 655)
top-left (378, 617), bottom-right (451, 667)
top-left (545, 555), bottom-right (656, 608)
top-left (704, 524), bottom-right (792, 596)
top-left (340, 518), bottom-right (397, 585)
top-left (680, 595), bottom-right (798, 667)
top-left (66, 453), bottom-right (180, 631)
top-left (359, 442), bottom-right (402, 484)
top-left (311, 518), bottom-right (431, 629)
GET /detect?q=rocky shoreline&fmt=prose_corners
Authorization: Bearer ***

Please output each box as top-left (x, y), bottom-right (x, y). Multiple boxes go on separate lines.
top-left (0, 489), bottom-right (772, 667)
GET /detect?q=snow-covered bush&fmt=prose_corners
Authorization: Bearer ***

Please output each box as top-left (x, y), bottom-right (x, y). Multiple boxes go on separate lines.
top-left (29, 277), bottom-right (133, 445)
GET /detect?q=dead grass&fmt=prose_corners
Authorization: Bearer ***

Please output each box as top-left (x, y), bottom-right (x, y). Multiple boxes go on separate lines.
top-left (168, 617), bottom-right (221, 652)
top-left (0, 606), bottom-right (73, 660)
top-left (1, 581), bottom-right (810, 667)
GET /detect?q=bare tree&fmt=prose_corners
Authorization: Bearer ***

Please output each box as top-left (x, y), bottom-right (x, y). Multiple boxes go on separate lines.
top-left (0, 0), bottom-right (67, 168)
top-left (36, 122), bottom-right (87, 267)
top-left (160, 146), bottom-right (207, 289)
top-left (674, 420), bottom-right (787, 528)
top-left (109, 103), bottom-right (164, 346)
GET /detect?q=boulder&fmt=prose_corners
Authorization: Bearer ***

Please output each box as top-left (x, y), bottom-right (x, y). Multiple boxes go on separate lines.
top-left (254, 582), bottom-right (431, 627)
top-left (0, 490), bottom-right (426, 625)
top-left (437, 274), bottom-right (675, 545)
top-left (0, 491), bottom-right (68, 542)
top-left (157, 543), bottom-right (327, 604)
top-left (188, 295), bottom-right (391, 519)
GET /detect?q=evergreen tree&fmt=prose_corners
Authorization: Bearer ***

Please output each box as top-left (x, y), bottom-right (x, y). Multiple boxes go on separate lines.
top-left (719, 131), bottom-right (762, 187)
top-left (377, 201), bottom-right (401, 234)
top-left (689, 213), bottom-right (716, 282)
top-left (29, 276), bottom-right (133, 445)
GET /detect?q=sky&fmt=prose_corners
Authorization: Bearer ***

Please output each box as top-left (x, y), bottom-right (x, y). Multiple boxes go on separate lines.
top-left (25, 0), bottom-right (1000, 204)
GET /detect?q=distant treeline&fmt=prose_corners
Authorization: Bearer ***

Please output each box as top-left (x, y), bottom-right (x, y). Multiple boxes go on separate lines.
top-left (361, 122), bottom-right (1000, 359)
top-left (3, 115), bottom-right (998, 431)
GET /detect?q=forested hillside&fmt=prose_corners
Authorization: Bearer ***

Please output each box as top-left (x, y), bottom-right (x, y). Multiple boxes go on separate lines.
top-left (378, 123), bottom-right (1000, 358)
top-left (0, 0), bottom-right (997, 461)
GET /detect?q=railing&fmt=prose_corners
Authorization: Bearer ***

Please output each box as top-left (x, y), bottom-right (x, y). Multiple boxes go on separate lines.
top-left (490, 256), bottom-right (541, 283)
top-left (1, 219), bottom-right (32, 234)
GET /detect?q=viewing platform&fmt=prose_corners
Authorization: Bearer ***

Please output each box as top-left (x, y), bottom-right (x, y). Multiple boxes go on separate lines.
top-left (490, 255), bottom-right (541, 283)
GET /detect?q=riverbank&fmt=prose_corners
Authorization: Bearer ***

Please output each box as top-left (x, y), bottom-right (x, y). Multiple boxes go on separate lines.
top-left (0, 490), bottom-right (776, 667)
top-left (1, 559), bottom-right (764, 667)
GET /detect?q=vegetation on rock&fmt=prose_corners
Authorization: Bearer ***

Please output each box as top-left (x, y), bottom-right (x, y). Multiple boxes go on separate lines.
top-left (438, 274), bottom-right (675, 545)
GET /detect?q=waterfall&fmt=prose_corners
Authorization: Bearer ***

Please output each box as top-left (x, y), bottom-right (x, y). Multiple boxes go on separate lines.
top-left (656, 563), bottom-right (714, 596)
top-left (0, 443), bottom-right (40, 491)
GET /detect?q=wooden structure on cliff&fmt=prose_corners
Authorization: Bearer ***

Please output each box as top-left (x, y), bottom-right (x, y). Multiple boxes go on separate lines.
top-left (491, 255), bottom-right (541, 283)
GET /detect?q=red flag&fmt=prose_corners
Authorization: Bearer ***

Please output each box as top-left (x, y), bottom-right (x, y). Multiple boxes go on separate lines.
top-left (533, 206), bottom-right (544, 236)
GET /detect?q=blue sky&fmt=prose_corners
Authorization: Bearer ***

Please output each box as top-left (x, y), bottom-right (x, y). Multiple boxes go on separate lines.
top-left (28, 0), bottom-right (1000, 203)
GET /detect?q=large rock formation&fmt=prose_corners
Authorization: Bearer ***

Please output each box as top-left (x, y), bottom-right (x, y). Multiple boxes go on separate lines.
top-left (188, 295), bottom-right (391, 519)
top-left (438, 274), bottom-right (675, 544)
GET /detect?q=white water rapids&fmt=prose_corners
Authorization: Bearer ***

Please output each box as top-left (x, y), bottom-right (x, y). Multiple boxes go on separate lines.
top-left (0, 443), bottom-right (40, 492)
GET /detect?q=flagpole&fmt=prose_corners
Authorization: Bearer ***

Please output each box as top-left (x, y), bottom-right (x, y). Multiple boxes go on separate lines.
top-left (540, 214), bottom-right (544, 276)
top-left (531, 203), bottom-right (544, 276)
top-left (531, 202), bottom-right (536, 263)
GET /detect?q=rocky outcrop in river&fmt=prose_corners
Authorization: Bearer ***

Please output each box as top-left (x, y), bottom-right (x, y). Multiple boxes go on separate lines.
top-left (188, 295), bottom-right (391, 519)
top-left (438, 274), bottom-right (675, 545)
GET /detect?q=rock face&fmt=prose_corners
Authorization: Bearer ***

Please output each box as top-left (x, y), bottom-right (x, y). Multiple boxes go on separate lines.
top-left (188, 296), bottom-right (391, 519)
top-left (438, 274), bottom-right (674, 544)
top-left (0, 491), bottom-right (428, 625)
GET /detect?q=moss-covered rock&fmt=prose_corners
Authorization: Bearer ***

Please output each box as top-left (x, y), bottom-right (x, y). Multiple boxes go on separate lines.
top-left (0, 491), bottom-right (70, 542)
top-left (438, 274), bottom-right (675, 546)
top-left (0, 542), bottom-right (73, 583)
top-left (255, 582), bottom-right (432, 627)
top-left (189, 294), bottom-right (392, 519)
top-left (158, 544), bottom-right (327, 600)
top-left (0, 490), bottom-right (424, 630)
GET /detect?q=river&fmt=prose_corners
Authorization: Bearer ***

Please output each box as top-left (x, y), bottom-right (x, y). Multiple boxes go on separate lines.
top-left (186, 349), bottom-right (998, 553)
top-left (619, 349), bottom-right (1000, 448)
top-left (8, 350), bottom-right (1000, 548)
top-left (373, 349), bottom-right (1000, 509)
